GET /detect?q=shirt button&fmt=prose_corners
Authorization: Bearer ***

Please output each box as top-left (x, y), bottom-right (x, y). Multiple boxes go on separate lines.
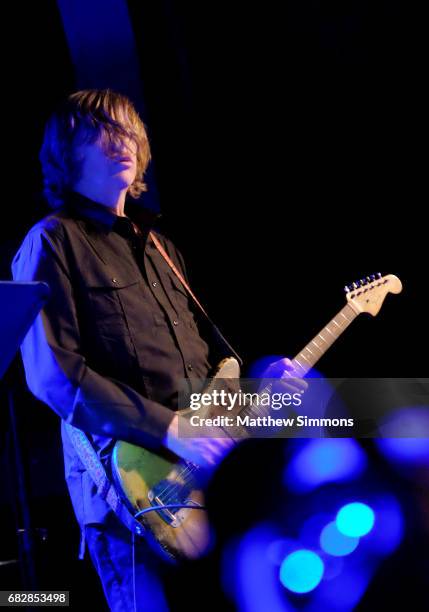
top-left (173, 319), bottom-right (179, 326)
top-left (152, 281), bottom-right (157, 287)
top-left (112, 278), bottom-right (118, 284)
top-left (187, 363), bottom-right (193, 372)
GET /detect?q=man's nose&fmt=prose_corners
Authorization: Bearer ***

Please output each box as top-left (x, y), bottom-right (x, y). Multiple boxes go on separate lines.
top-left (112, 138), bottom-right (134, 156)
top-left (106, 140), bottom-right (126, 158)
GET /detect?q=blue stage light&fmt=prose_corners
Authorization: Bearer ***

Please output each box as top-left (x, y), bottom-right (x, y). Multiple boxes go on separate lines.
top-left (285, 438), bottom-right (366, 492)
top-left (336, 503), bottom-right (375, 538)
top-left (279, 549), bottom-right (324, 594)
top-left (320, 521), bottom-right (359, 556)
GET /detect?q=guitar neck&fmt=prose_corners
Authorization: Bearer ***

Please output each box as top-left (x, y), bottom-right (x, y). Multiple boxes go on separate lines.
top-left (246, 303), bottom-right (360, 415)
top-left (291, 303), bottom-right (359, 376)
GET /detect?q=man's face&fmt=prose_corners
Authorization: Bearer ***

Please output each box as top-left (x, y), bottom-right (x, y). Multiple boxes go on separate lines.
top-left (73, 127), bottom-right (138, 193)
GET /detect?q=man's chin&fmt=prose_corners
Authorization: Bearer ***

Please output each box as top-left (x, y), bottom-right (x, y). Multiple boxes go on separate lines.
top-left (112, 173), bottom-right (136, 189)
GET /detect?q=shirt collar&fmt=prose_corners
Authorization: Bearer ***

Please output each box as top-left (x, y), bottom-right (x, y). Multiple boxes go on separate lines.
top-left (63, 190), bottom-right (161, 235)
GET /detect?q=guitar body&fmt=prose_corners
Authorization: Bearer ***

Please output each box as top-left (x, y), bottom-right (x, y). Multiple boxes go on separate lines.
top-left (111, 356), bottom-right (241, 562)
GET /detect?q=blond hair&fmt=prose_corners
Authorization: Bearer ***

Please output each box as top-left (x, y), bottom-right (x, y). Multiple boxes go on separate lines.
top-left (40, 89), bottom-right (151, 208)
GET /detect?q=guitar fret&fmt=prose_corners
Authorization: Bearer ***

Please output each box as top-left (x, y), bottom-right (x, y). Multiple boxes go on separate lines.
top-left (293, 361), bottom-right (307, 376)
top-left (291, 299), bottom-right (362, 394)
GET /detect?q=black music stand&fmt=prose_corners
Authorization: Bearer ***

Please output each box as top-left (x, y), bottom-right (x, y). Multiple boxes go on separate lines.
top-left (0, 281), bottom-right (50, 589)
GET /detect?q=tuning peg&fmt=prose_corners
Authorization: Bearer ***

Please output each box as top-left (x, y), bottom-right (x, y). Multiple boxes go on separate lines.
top-left (344, 286), bottom-right (350, 293)
top-left (377, 272), bottom-right (382, 278)
top-left (353, 281), bottom-right (360, 289)
top-left (360, 278), bottom-right (367, 285)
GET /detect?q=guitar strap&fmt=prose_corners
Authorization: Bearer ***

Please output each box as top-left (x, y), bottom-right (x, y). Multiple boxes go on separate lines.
top-left (63, 422), bottom-right (145, 559)
top-left (149, 231), bottom-right (242, 365)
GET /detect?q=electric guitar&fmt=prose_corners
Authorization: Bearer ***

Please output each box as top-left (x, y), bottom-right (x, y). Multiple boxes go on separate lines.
top-left (111, 273), bottom-right (402, 562)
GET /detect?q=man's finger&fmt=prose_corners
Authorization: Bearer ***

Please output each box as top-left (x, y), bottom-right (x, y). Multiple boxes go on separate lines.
top-left (277, 377), bottom-right (308, 393)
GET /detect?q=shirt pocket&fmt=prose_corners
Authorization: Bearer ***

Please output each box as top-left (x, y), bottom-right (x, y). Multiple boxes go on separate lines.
top-left (84, 275), bottom-right (141, 338)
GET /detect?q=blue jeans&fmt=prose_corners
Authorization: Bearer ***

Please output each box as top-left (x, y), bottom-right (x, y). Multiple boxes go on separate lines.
top-left (84, 513), bottom-right (170, 612)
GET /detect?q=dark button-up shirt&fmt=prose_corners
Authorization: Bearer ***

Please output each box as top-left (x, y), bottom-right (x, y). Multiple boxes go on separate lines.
top-left (11, 191), bottom-right (222, 528)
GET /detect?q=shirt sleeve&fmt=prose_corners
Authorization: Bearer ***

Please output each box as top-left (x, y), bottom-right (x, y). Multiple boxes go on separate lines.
top-left (11, 225), bottom-right (176, 450)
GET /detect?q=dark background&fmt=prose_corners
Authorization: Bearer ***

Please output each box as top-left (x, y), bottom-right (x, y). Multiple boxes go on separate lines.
top-left (0, 1), bottom-right (427, 609)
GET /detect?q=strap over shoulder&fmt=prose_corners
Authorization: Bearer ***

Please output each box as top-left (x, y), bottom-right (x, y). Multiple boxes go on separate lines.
top-left (150, 231), bottom-right (243, 365)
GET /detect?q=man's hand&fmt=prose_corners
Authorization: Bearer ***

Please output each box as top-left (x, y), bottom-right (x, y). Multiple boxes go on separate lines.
top-left (163, 414), bottom-right (235, 470)
top-left (259, 357), bottom-right (308, 395)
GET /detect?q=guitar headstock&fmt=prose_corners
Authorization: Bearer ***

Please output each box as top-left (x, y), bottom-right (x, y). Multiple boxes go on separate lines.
top-left (345, 273), bottom-right (402, 316)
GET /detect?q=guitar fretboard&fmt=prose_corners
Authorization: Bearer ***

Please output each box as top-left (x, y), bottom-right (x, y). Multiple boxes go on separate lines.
top-left (291, 303), bottom-right (358, 376)
top-left (241, 303), bottom-right (359, 419)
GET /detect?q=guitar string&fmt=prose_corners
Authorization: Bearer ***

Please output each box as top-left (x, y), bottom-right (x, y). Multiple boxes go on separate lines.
top-left (149, 461), bottom-right (192, 505)
top-left (157, 463), bottom-right (198, 506)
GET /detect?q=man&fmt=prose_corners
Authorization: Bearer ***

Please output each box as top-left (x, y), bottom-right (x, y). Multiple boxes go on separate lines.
top-left (12, 89), bottom-right (297, 610)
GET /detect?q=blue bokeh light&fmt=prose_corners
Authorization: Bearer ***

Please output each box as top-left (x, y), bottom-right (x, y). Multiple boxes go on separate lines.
top-left (226, 524), bottom-right (291, 612)
top-left (378, 437), bottom-right (429, 464)
top-left (320, 521), bottom-right (359, 556)
top-left (316, 563), bottom-right (373, 610)
top-left (336, 502), bottom-right (375, 538)
top-left (364, 495), bottom-right (404, 555)
top-left (285, 438), bottom-right (366, 492)
top-left (279, 549), bottom-right (324, 594)
top-left (377, 407), bottom-right (429, 466)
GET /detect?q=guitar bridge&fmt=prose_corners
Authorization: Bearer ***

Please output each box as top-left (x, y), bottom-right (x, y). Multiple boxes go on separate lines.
top-left (147, 489), bottom-right (187, 528)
